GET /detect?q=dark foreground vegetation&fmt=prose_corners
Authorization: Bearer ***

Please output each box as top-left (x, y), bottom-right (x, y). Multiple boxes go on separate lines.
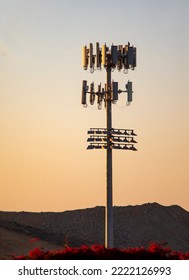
top-left (14, 243), bottom-right (189, 260)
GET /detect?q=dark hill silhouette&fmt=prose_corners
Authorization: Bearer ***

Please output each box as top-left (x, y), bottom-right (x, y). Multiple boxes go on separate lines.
top-left (0, 203), bottom-right (189, 258)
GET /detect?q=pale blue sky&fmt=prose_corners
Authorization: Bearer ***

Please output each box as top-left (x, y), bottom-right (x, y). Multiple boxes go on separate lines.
top-left (0, 0), bottom-right (189, 211)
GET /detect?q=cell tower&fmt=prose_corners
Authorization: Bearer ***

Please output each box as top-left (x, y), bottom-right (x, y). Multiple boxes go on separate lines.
top-left (81, 42), bottom-right (137, 248)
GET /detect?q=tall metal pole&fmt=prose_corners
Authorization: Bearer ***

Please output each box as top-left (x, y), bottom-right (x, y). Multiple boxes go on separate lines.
top-left (105, 65), bottom-right (113, 248)
top-left (82, 42), bottom-right (137, 249)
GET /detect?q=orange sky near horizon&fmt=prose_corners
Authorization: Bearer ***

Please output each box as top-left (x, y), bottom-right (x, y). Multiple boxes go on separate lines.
top-left (0, 0), bottom-right (189, 212)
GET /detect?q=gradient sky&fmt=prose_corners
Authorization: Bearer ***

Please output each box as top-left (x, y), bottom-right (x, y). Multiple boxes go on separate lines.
top-left (0, 0), bottom-right (189, 212)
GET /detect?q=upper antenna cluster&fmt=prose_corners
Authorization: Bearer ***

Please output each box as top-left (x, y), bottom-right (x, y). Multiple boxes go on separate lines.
top-left (81, 42), bottom-right (137, 109)
top-left (82, 42), bottom-right (136, 73)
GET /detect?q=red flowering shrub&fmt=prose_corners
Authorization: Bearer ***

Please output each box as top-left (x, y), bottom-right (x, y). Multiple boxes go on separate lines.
top-left (14, 243), bottom-right (189, 260)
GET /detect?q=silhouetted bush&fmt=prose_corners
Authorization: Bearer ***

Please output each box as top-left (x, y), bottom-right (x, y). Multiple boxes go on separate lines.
top-left (14, 243), bottom-right (189, 260)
